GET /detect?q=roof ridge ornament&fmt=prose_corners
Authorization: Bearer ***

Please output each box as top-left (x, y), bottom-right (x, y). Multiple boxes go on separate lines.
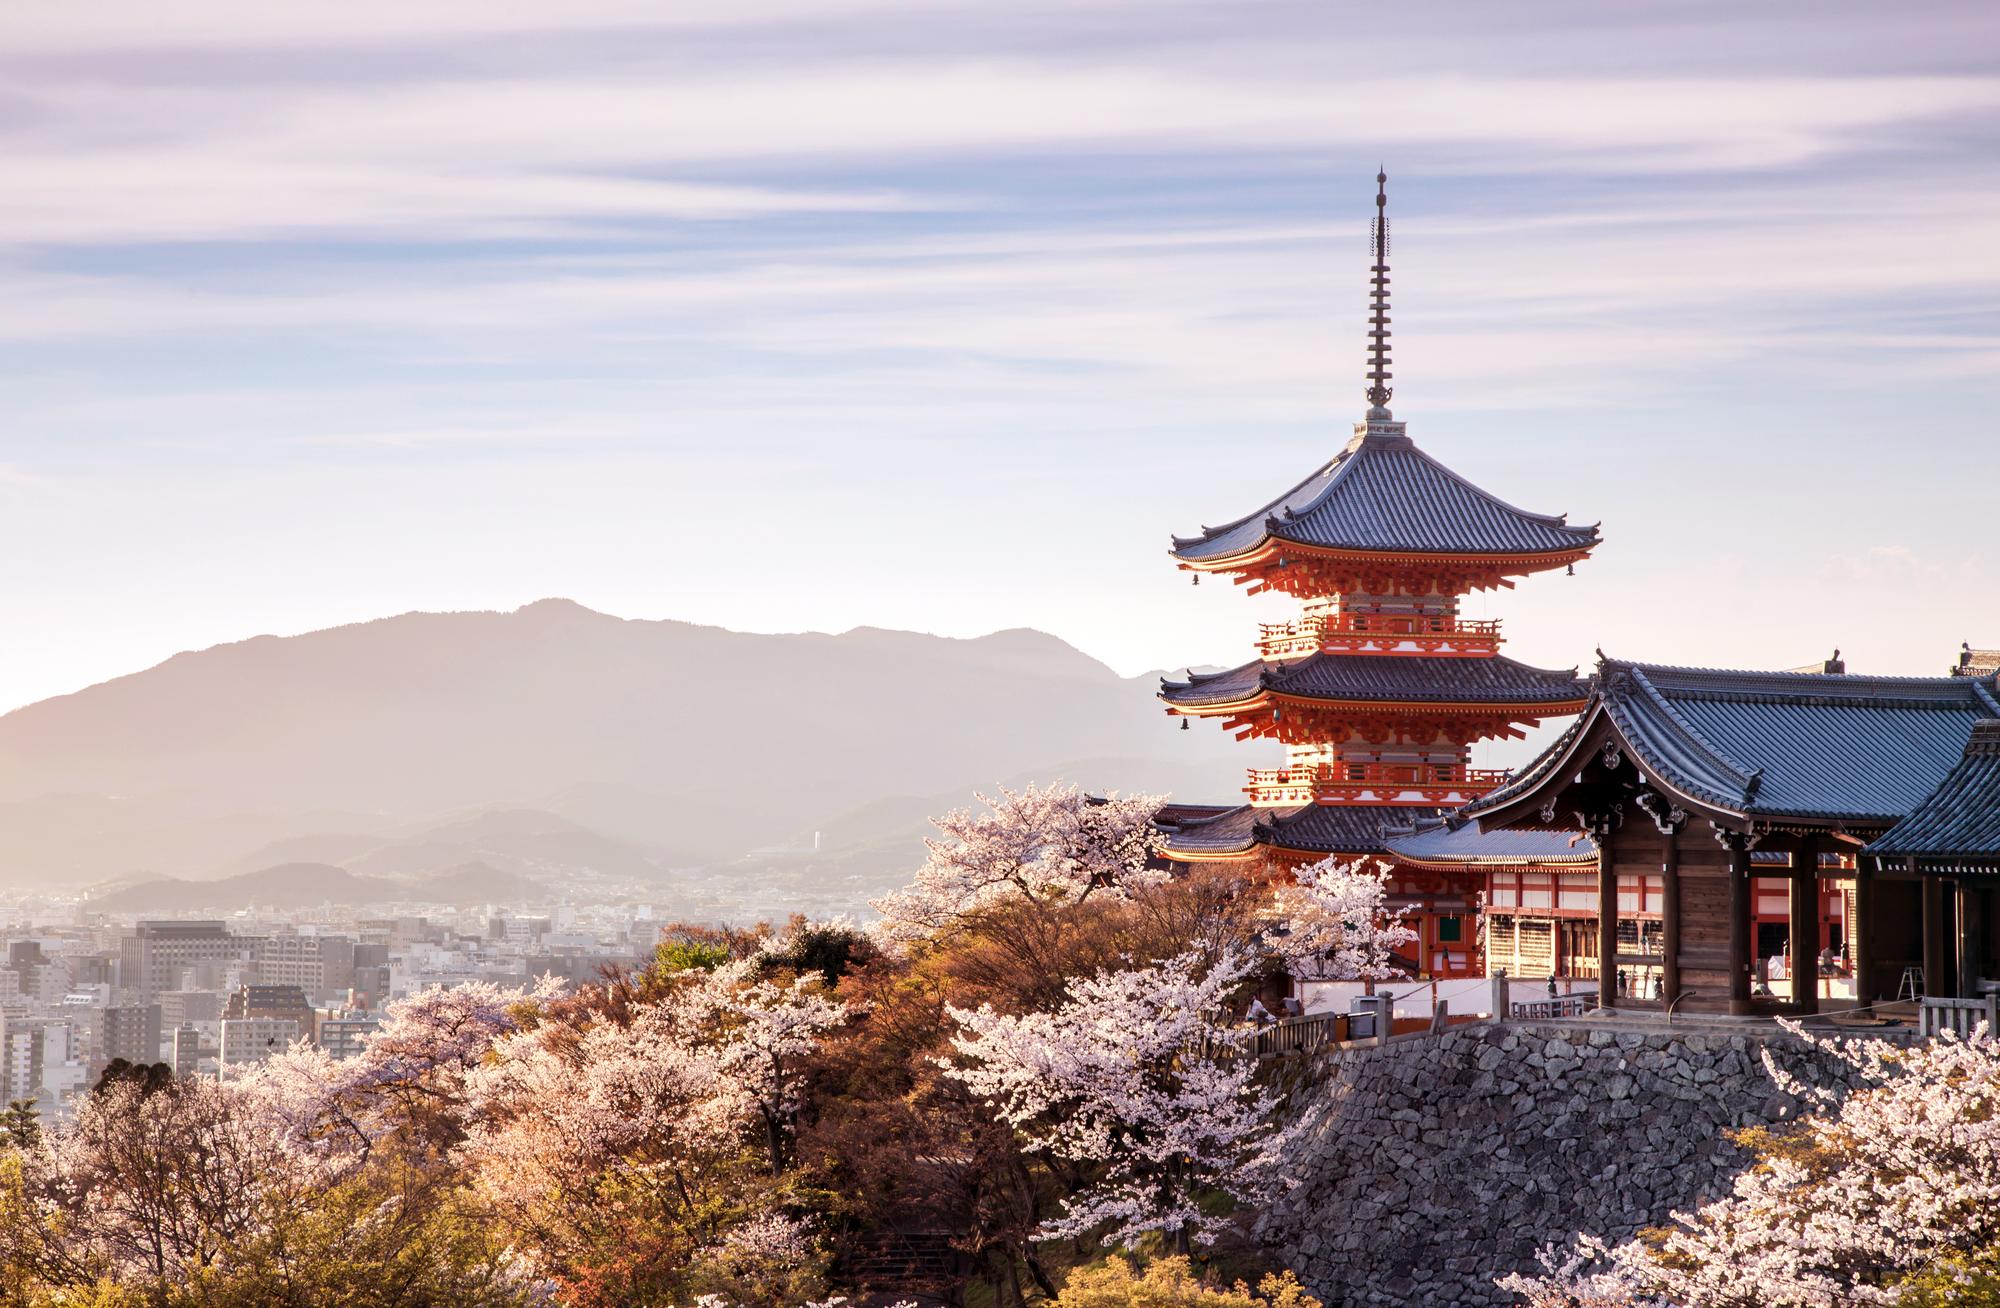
top-left (1365, 168), bottom-right (1394, 420)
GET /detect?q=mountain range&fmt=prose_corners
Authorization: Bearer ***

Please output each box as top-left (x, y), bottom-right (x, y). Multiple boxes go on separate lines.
top-left (0, 601), bottom-right (1248, 911)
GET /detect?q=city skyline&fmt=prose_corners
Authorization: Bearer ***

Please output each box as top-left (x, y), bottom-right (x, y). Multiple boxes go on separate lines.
top-left (6, 0), bottom-right (1999, 716)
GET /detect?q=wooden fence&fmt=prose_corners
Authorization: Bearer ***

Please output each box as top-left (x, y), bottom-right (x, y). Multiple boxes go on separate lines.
top-left (1252, 1011), bottom-right (1346, 1058)
top-left (1919, 993), bottom-right (2000, 1040)
top-left (1509, 989), bottom-right (1599, 1020)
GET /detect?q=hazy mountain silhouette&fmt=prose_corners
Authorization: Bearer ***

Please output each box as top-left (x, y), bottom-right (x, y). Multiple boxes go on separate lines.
top-left (92, 862), bottom-right (389, 912)
top-left (92, 858), bottom-right (552, 913)
top-left (0, 601), bottom-right (1247, 892)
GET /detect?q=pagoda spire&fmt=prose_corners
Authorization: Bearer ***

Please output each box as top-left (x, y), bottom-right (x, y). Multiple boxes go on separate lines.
top-left (1366, 169), bottom-right (1394, 419)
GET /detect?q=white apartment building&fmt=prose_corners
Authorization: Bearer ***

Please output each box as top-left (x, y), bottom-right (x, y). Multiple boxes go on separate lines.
top-left (218, 1017), bottom-right (298, 1070)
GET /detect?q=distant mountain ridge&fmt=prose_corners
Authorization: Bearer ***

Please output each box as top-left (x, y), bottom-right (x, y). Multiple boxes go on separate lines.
top-left (93, 858), bottom-right (548, 913)
top-left (0, 601), bottom-right (1248, 892)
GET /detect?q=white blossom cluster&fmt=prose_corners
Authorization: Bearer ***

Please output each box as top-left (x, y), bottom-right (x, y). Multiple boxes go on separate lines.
top-left (869, 784), bottom-right (1166, 945)
top-left (1265, 856), bottom-right (1419, 980)
top-left (943, 946), bottom-right (1303, 1249)
top-left (1499, 1022), bottom-right (2000, 1307)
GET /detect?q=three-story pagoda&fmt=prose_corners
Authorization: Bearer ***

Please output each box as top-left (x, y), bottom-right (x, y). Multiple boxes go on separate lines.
top-left (1158, 175), bottom-right (1598, 943)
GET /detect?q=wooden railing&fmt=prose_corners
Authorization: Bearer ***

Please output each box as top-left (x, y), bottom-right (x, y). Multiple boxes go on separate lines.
top-left (1257, 613), bottom-right (1504, 657)
top-left (1919, 994), bottom-right (2000, 1040)
top-left (1246, 763), bottom-right (1511, 805)
top-left (1252, 1011), bottom-right (1345, 1058)
top-left (1510, 989), bottom-right (1600, 1020)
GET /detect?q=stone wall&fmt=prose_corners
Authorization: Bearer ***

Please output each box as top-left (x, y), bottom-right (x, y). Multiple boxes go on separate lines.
top-left (1261, 1022), bottom-right (1876, 1307)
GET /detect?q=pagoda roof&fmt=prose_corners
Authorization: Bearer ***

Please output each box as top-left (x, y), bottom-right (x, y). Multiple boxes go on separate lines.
top-left (1468, 660), bottom-right (2000, 828)
top-left (1866, 720), bottom-right (2000, 869)
top-left (1161, 651), bottom-right (1587, 711)
top-left (1169, 424), bottom-right (1600, 566)
top-left (1381, 816), bottom-right (1596, 867)
top-left (1955, 645), bottom-right (2000, 677)
top-left (1160, 802), bottom-right (1436, 859)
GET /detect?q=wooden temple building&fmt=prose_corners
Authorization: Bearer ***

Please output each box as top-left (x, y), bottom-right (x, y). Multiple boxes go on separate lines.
top-left (1463, 660), bottom-right (2000, 1014)
top-left (1865, 718), bottom-right (2000, 1002)
top-left (1154, 173), bottom-right (1597, 979)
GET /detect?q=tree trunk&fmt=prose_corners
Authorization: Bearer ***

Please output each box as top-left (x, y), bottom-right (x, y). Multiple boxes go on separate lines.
top-left (1004, 1253), bottom-right (1026, 1308)
top-left (1025, 1250), bottom-right (1060, 1300)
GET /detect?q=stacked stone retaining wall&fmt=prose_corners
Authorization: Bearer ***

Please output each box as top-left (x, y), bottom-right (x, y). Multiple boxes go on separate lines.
top-left (1261, 1022), bottom-right (1875, 1307)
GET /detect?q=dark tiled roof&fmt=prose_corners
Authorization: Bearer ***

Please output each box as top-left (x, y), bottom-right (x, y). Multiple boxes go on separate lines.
top-left (1161, 653), bottom-right (1587, 709)
top-left (1382, 817), bottom-right (1597, 866)
top-left (1161, 803), bottom-right (1429, 858)
top-left (1170, 425), bottom-right (1599, 564)
top-left (1160, 803), bottom-right (1270, 856)
top-left (1154, 801), bottom-right (1239, 826)
top-left (1867, 720), bottom-right (2000, 865)
top-left (1468, 660), bottom-right (2000, 826)
top-left (1260, 804), bottom-right (1430, 854)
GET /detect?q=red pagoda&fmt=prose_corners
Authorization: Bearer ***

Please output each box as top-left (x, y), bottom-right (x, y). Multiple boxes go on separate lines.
top-left (1157, 173), bottom-right (1598, 976)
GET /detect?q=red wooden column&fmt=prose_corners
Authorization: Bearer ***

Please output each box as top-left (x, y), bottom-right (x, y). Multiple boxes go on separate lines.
top-left (1852, 856), bottom-right (1876, 1011)
top-left (1790, 834), bottom-right (1821, 1016)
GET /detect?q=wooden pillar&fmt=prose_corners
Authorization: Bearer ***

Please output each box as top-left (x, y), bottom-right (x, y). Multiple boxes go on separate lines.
top-left (1923, 873), bottom-right (1952, 1000)
top-left (1660, 824), bottom-right (1681, 1008)
top-left (1976, 892), bottom-right (1992, 996)
top-left (1727, 834), bottom-right (1753, 1016)
top-left (1597, 821), bottom-right (1618, 1009)
top-left (1853, 857), bottom-right (1875, 1010)
top-left (1790, 835), bottom-right (1821, 1016)
top-left (1957, 879), bottom-right (1981, 999)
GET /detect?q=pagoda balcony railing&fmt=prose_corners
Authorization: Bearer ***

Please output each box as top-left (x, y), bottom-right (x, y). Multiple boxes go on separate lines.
top-left (1245, 763), bottom-right (1512, 806)
top-left (1257, 613), bottom-right (1503, 658)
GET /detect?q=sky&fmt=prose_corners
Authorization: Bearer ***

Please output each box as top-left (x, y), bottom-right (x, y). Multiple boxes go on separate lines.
top-left (4, 0), bottom-right (1998, 768)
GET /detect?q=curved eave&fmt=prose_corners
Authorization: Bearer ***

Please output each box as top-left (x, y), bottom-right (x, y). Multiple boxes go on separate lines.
top-left (1161, 688), bottom-right (1590, 718)
top-left (1389, 850), bottom-right (1596, 870)
top-left (1161, 843), bottom-right (1263, 864)
top-left (1262, 840), bottom-right (1358, 860)
top-left (1471, 703), bottom-right (1755, 833)
top-left (1170, 538), bottom-right (1597, 576)
top-left (1466, 694), bottom-right (1910, 835)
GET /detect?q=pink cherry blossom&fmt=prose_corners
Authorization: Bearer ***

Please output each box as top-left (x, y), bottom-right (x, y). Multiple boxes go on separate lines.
top-left (1500, 1023), bottom-right (2000, 1307)
top-left (870, 785), bottom-right (1165, 945)
top-left (1266, 856), bottom-right (1418, 981)
top-left (943, 945), bottom-right (1304, 1250)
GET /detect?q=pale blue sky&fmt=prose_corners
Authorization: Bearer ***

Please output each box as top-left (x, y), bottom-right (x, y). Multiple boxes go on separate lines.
top-left (4, 1), bottom-right (1998, 773)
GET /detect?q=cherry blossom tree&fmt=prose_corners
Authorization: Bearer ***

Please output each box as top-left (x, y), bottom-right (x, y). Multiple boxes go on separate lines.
top-left (17, 1074), bottom-right (289, 1284)
top-left (1498, 1024), bottom-right (2000, 1308)
top-left (457, 956), bottom-right (852, 1305)
top-left (246, 975), bottom-right (569, 1163)
top-left (870, 785), bottom-right (1166, 945)
top-left (943, 945), bottom-right (1303, 1253)
top-left (684, 958), bottom-right (854, 1173)
top-left (1266, 856), bottom-right (1417, 981)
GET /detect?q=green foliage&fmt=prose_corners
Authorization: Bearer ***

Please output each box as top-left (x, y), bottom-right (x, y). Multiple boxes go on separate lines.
top-left (654, 939), bottom-right (732, 974)
top-left (1891, 1246), bottom-right (2000, 1308)
top-left (0, 1104), bottom-right (37, 1153)
top-left (1054, 1256), bottom-right (1322, 1308)
top-left (758, 917), bottom-right (875, 985)
top-left (165, 1164), bottom-right (529, 1308)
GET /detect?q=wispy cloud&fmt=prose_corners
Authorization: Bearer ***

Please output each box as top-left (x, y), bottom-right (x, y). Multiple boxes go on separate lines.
top-left (1, 1), bottom-right (1998, 715)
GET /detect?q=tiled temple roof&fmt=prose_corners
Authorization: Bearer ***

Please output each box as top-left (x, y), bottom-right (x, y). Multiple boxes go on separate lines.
top-left (1381, 816), bottom-right (1597, 866)
top-left (1160, 802), bottom-right (1428, 858)
top-left (1161, 652), bottom-right (1586, 710)
top-left (1867, 720), bottom-right (2000, 867)
top-left (1169, 426), bottom-right (1600, 565)
top-left (1468, 660), bottom-right (2000, 826)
